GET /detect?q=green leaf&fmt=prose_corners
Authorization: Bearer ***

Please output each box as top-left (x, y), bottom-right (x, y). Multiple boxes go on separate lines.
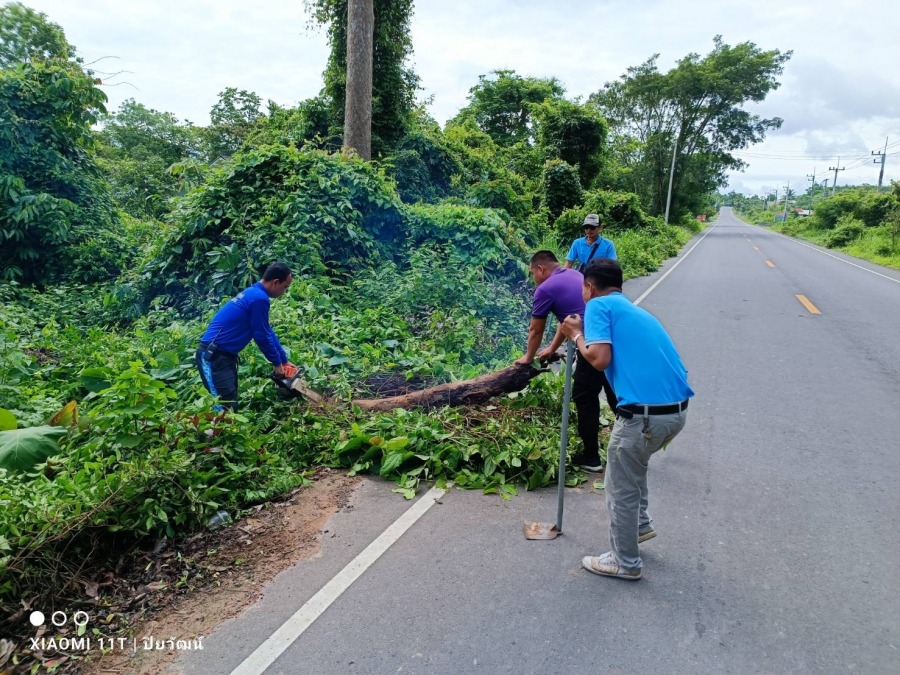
top-left (380, 451), bottom-right (406, 476)
top-left (327, 355), bottom-right (350, 366)
top-left (391, 487), bottom-right (416, 500)
top-left (0, 426), bottom-right (67, 473)
top-left (385, 436), bottom-right (409, 452)
top-left (79, 367), bottom-right (113, 393)
top-left (0, 408), bottom-right (16, 431)
top-left (336, 436), bottom-right (366, 456)
top-left (483, 457), bottom-right (497, 476)
top-left (115, 434), bottom-right (143, 448)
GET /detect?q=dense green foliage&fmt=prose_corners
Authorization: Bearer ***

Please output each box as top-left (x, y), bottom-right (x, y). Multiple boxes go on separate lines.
top-left (542, 159), bottom-right (583, 222)
top-left (97, 99), bottom-right (201, 220)
top-left (0, 58), bottom-right (122, 282)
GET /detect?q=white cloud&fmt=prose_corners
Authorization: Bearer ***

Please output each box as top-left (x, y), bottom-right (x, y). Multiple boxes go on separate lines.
top-left (21, 0), bottom-right (900, 191)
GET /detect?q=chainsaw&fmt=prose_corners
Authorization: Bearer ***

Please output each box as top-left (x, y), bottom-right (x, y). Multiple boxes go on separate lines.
top-left (270, 364), bottom-right (325, 403)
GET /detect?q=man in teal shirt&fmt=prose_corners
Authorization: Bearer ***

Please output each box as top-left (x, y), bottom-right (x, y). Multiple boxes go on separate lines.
top-left (562, 258), bottom-right (694, 581)
top-left (564, 214), bottom-right (617, 270)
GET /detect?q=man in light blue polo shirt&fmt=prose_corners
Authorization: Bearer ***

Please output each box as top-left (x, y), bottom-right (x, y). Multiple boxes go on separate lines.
top-left (563, 214), bottom-right (617, 271)
top-left (562, 258), bottom-right (694, 581)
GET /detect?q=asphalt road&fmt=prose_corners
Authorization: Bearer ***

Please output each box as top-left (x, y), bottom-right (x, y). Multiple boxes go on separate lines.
top-left (181, 208), bottom-right (900, 675)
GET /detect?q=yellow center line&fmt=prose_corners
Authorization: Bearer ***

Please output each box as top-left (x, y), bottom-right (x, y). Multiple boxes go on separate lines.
top-left (765, 260), bottom-right (775, 267)
top-left (796, 294), bottom-right (822, 315)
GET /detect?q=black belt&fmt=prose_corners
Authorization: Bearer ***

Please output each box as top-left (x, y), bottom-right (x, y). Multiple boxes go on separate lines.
top-left (617, 399), bottom-right (689, 419)
top-left (198, 342), bottom-right (240, 359)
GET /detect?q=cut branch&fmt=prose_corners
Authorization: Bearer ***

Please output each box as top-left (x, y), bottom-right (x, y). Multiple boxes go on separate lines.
top-left (353, 359), bottom-right (558, 412)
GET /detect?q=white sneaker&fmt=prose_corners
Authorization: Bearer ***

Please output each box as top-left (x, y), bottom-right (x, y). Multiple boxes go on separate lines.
top-left (581, 551), bottom-right (642, 580)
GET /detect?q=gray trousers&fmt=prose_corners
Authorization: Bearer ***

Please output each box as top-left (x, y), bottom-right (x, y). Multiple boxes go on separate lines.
top-left (605, 410), bottom-right (688, 571)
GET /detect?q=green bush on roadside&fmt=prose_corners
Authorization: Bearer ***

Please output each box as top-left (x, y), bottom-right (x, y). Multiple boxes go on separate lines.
top-left (823, 215), bottom-right (866, 248)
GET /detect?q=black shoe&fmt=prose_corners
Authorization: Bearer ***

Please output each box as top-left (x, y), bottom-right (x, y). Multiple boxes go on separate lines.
top-left (572, 453), bottom-right (604, 472)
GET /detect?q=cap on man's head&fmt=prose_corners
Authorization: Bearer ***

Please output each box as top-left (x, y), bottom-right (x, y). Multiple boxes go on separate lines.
top-left (583, 214), bottom-right (601, 228)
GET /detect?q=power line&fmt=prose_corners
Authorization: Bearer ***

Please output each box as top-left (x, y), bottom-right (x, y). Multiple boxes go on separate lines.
top-left (732, 152), bottom-right (865, 161)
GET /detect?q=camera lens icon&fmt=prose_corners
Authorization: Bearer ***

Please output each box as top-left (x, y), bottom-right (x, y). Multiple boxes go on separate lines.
top-left (29, 611), bottom-right (45, 627)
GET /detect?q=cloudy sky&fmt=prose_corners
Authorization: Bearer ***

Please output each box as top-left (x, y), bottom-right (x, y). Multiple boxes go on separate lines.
top-left (22, 0), bottom-right (900, 195)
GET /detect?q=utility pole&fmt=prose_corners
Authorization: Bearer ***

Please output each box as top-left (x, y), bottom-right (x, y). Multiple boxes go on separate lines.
top-left (664, 134), bottom-right (678, 224)
top-left (343, 0), bottom-right (374, 160)
top-left (806, 168), bottom-right (816, 212)
top-left (873, 137), bottom-right (889, 191)
top-left (828, 157), bottom-right (845, 196)
top-left (821, 178), bottom-right (829, 196)
top-left (782, 184), bottom-right (791, 222)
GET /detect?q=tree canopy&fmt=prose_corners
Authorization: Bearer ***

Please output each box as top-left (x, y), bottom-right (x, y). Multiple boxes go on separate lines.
top-left (0, 2), bottom-right (74, 67)
top-left (591, 36), bottom-right (791, 218)
top-left (0, 6), bottom-right (124, 283)
top-left (448, 70), bottom-right (565, 147)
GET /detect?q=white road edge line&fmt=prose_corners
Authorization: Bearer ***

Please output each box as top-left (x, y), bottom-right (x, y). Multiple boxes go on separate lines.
top-left (747, 223), bottom-right (900, 286)
top-left (229, 486), bottom-right (447, 675)
top-left (634, 219), bottom-right (719, 306)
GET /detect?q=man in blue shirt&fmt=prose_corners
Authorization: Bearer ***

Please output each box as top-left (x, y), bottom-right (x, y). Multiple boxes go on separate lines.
top-left (514, 251), bottom-right (617, 471)
top-left (562, 258), bottom-right (694, 581)
top-left (196, 262), bottom-right (295, 411)
top-left (563, 214), bottom-right (617, 271)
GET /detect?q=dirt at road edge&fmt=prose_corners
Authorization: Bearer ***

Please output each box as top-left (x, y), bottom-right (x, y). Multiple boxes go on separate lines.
top-left (80, 470), bottom-right (362, 675)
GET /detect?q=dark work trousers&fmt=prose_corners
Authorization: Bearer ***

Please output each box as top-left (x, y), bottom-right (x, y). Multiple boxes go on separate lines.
top-left (571, 350), bottom-right (618, 461)
top-left (195, 343), bottom-right (239, 412)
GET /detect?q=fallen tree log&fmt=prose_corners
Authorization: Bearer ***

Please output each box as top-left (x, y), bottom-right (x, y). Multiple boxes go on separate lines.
top-left (353, 357), bottom-right (560, 412)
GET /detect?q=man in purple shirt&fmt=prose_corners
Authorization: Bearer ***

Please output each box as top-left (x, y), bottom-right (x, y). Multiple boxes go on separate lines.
top-left (515, 251), bottom-right (617, 470)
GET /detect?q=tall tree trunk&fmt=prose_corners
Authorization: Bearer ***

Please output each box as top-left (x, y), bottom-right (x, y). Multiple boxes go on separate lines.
top-left (343, 0), bottom-right (374, 160)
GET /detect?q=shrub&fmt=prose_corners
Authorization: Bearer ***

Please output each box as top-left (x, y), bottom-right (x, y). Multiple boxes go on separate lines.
top-left (146, 146), bottom-right (408, 307)
top-left (542, 159), bottom-right (583, 222)
top-left (533, 98), bottom-right (607, 185)
top-left (386, 129), bottom-right (463, 203)
top-left (554, 189), bottom-right (656, 246)
top-left (811, 193), bottom-right (858, 230)
top-left (857, 192), bottom-right (896, 228)
top-left (823, 215), bottom-right (865, 248)
top-left (0, 60), bottom-right (123, 282)
top-left (405, 202), bottom-right (529, 275)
